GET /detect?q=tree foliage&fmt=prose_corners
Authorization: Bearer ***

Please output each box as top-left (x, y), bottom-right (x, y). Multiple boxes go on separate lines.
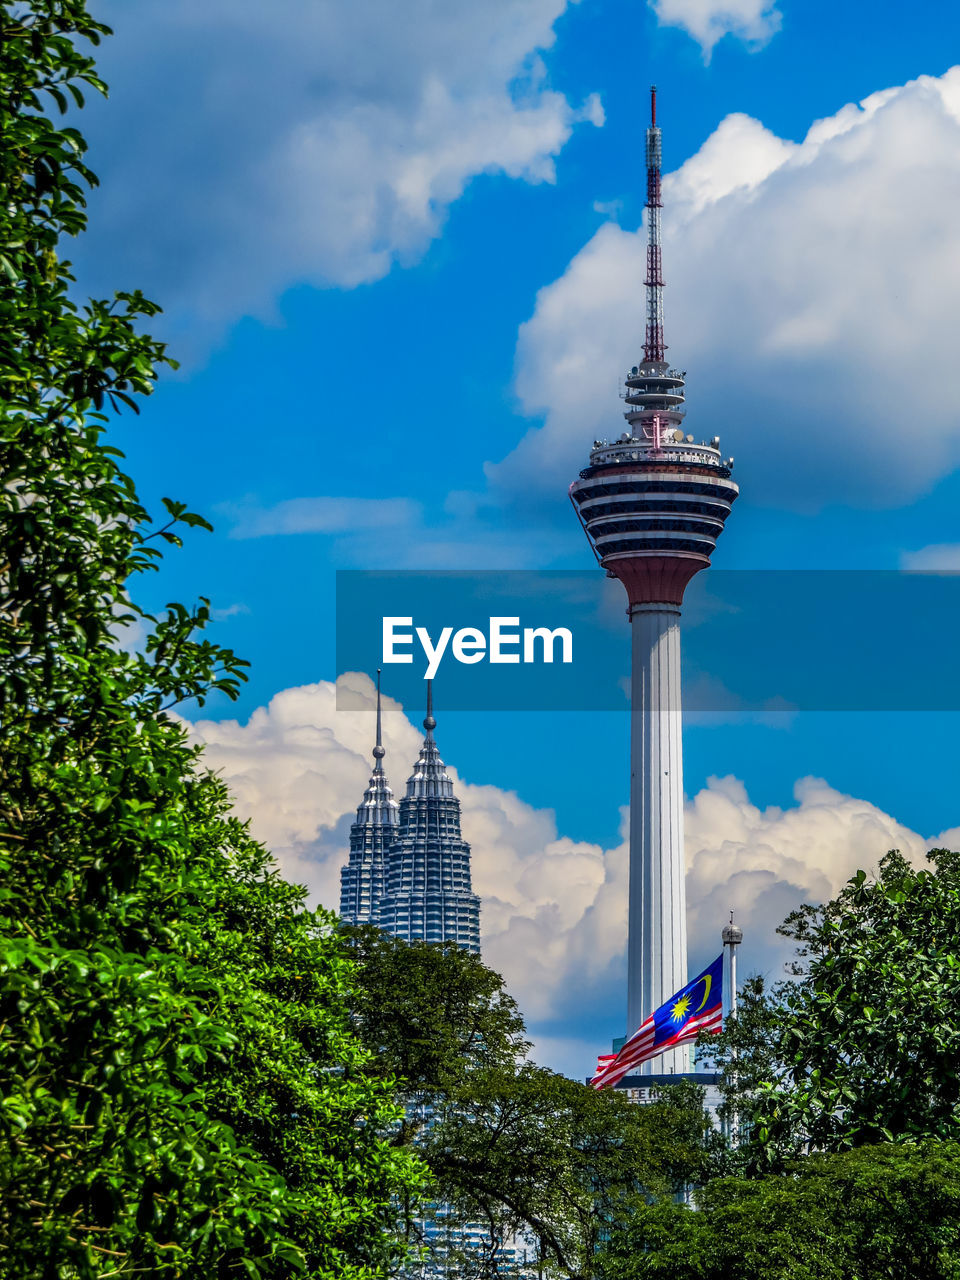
top-left (0, 3), bottom-right (422, 1274)
top-left (599, 1141), bottom-right (960, 1280)
top-left (345, 928), bottom-right (720, 1279)
top-left (702, 849), bottom-right (960, 1167)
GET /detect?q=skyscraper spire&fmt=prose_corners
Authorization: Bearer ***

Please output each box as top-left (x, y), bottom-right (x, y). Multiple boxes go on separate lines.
top-left (339, 672), bottom-right (399, 925)
top-left (377, 683), bottom-right (481, 953)
top-left (424, 677), bottom-right (436, 738)
top-left (374, 667), bottom-right (384, 766)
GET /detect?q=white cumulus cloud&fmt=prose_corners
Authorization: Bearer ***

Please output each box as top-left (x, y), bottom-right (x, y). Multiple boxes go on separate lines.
top-left (492, 68), bottom-right (960, 514)
top-left (184, 676), bottom-right (954, 1078)
top-left (78, 0), bottom-right (601, 340)
top-left (683, 774), bottom-right (929, 968)
top-left (650, 0), bottom-right (781, 58)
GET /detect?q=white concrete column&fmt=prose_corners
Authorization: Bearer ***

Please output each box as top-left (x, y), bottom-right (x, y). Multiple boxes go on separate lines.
top-left (628, 603), bottom-right (688, 1075)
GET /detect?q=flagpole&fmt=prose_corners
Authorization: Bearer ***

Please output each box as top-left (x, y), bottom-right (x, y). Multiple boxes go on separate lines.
top-left (722, 912), bottom-right (743, 1142)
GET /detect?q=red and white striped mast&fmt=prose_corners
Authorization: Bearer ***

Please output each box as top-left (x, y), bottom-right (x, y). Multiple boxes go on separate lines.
top-left (620, 86), bottom-right (687, 455)
top-left (644, 85), bottom-right (665, 368)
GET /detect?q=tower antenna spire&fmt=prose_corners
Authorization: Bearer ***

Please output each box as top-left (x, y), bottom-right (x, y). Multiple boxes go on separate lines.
top-left (619, 85), bottom-right (685, 445)
top-left (644, 83), bottom-right (665, 364)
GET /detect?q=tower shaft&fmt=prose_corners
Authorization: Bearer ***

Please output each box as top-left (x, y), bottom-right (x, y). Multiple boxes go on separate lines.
top-left (629, 604), bottom-right (688, 1073)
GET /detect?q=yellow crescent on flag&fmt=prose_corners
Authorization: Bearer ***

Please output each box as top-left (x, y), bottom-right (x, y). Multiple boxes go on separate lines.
top-left (694, 973), bottom-right (712, 1012)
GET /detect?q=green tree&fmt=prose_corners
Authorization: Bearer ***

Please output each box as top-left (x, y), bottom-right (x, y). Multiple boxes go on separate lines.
top-left (345, 928), bottom-right (720, 1279)
top-left (702, 849), bottom-right (960, 1166)
top-left (0, 3), bottom-right (422, 1274)
top-left (598, 1141), bottom-right (960, 1280)
top-left (426, 1069), bottom-right (718, 1280)
top-left (694, 972), bottom-right (783, 1167)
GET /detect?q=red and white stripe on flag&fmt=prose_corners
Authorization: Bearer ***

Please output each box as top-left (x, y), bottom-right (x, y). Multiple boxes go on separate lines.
top-left (590, 1005), bottom-right (722, 1091)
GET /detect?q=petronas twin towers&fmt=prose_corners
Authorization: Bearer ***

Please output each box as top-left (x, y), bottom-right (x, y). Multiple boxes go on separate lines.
top-left (339, 677), bottom-right (481, 953)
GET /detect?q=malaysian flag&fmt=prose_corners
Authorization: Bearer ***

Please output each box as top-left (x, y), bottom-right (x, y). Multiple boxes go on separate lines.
top-left (591, 955), bottom-right (723, 1090)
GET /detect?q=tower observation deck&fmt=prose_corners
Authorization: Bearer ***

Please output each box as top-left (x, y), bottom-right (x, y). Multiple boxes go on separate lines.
top-left (569, 87), bottom-right (739, 1073)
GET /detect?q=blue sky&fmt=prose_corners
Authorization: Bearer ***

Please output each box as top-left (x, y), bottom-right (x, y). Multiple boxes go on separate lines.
top-left (78, 0), bottom-right (960, 1074)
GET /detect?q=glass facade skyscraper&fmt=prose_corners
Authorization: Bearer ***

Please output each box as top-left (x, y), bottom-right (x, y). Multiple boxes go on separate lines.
top-left (340, 679), bottom-right (480, 954)
top-left (338, 673), bottom-right (398, 925)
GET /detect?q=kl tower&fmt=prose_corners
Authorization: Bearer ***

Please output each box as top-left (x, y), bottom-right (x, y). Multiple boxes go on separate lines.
top-left (570, 87), bottom-right (739, 1074)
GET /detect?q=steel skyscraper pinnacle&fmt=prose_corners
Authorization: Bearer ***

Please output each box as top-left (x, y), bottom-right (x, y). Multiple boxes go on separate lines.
top-left (570, 88), bottom-right (739, 1073)
top-left (377, 681), bottom-right (481, 953)
top-left (339, 670), bottom-right (399, 924)
top-left (341, 680), bottom-right (480, 953)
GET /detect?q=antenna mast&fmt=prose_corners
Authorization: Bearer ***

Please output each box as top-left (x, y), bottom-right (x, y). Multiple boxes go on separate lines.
top-left (644, 84), bottom-right (665, 364)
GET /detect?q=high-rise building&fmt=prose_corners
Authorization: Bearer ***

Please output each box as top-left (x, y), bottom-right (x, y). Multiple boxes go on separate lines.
top-left (340, 678), bottom-right (481, 953)
top-left (570, 87), bottom-right (739, 1074)
top-left (339, 670), bottom-right (398, 925)
top-left (340, 682), bottom-right (498, 1275)
top-left (377, 682), bottom-right (481, 953)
